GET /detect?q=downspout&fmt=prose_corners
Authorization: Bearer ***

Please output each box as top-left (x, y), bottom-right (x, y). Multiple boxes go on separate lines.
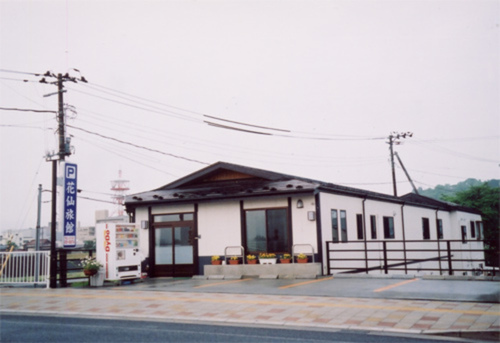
top-left (401, 202), bottom-right (407, 274)
top-left (362, 197), bottom-right (368, 274)
top-left (436, 208), bottom-right (442, 275)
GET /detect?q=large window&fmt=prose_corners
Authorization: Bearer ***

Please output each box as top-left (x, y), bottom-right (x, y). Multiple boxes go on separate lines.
top-left (331, 210), bottom-right (339, 242)
top-left (383, 216), bottom-right (395, 239)
top-left (422, 218), bottom-right (430, 240)
top-left (356, 214), bottom-right (363, 240)
top-left (340, 210), bottom-right (348, 242)
top-left (370, 215), bottom-right (377, 239)
top-left (245, 208), bottom-right (288, 253)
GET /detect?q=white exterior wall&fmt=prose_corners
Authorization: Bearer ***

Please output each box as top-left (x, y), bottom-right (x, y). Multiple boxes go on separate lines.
top-left (198, 200), bottom-right (241, 256)
top-left (289, 195), bottom-right (317, 255)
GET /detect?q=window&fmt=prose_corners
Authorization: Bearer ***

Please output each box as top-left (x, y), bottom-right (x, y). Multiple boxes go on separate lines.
top-left (461, 225), bottom-right (467, 243)
top-left (245, 208), bottom-right (288, 253)
top-left (331, 210), bottom-right (339, 242)
top-left (370, 215), bottom-right (377, 239)
top-left (470, 221), bottom-right (476, 239)
top-left (340, 210), bottom-right (348, 242)
top-left (154, 213), bottom-right (194, 222)
top-left (422, 218), bottom-right (430, 240)
top-left (476, 221), bottom-right (482, 240)
top-left (436, 219), bottom-right (443, 239)
top-left (383, 216), bottom-right (395, 239)
top-left (356, 214), bottom-right (363, 240)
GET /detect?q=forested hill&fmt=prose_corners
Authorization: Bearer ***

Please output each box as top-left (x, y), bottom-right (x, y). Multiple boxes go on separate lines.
top-left (417, 179), bottom-right (500, 200)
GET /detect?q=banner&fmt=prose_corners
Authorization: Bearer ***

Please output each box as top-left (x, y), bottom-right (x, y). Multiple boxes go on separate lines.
top-left (63, 163), bottom-right (77, 247)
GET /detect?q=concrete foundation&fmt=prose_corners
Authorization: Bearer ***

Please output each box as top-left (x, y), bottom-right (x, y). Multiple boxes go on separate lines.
top-left (204, 263), bottom-right (322, 279)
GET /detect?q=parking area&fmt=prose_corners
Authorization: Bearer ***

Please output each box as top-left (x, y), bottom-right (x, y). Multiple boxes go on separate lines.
top-left (114, 275), bottom-right (500, 303)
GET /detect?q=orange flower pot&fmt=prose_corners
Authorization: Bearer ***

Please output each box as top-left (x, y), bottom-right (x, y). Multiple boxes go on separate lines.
top-left (212, 260), bottom-right (222, 265)
top-left (297, 258), bottom-right (308, 263)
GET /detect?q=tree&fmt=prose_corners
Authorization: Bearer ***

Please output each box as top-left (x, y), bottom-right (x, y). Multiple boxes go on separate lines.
top-left (442, 183), bottom-right (500, 267)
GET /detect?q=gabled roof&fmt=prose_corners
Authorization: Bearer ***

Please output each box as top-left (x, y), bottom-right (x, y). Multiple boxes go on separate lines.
top-left (156, 162), bottom-right (296, 190)
top-left (125, 162), bottom-right (480, 215)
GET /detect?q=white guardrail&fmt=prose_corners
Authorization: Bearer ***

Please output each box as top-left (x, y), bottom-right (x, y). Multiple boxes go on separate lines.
top-left (0, 251), bottom-right (50, 288)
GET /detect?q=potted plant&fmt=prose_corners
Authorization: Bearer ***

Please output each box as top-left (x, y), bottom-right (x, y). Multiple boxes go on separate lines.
top-left (259, 252), bottom-right (277, 265)
top-left (229, 256), bottom-right (240, 265)
top-left (280, 253), bottom-right (292, 263)
top-left (246, 254), bottom-right (257, 264)
top-left (297, 253), bottom-right (308, 263)
top-left (211, 255), bottom-right (222, 265)
top-left (82, 257), bottom-right (103, 276)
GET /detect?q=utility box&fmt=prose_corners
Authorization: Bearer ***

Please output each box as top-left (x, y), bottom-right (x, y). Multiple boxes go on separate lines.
top-left (96, 223), bottom-right (141, 281)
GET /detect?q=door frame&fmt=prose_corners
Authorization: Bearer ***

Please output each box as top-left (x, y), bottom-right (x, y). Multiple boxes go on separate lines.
top-left (149, 212), bottom-right (198, 277)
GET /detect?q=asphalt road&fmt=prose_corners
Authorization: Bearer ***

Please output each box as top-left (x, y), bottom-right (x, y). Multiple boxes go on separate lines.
top-left (0, 314), bottom-right (476, 343)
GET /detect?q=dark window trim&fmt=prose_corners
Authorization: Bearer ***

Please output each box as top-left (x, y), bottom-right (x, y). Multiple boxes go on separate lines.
top-left (356, 214), bottom-right (364, 240)
top-left (383, 216), bottom-right (395, 239)
top-left (243, 206), bottom-right (290, 254)
top-left (422, 217), bottom-right (430, 240)
top-left (370, 215), bottom-right (377, 239)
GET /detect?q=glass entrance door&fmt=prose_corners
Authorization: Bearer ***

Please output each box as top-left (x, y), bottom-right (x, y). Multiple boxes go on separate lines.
top-left (153, 226), bottom-right (195, 277)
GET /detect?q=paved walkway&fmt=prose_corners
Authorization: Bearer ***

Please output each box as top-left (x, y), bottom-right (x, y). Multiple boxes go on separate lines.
top-left (1, 286), bottom-right (499, 340)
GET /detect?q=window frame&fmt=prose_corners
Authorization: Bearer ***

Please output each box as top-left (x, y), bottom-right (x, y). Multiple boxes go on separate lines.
top-left (422, 217), bottom-right (430, 240)
top-left (244, 207), bottom-right (290, 254)
top-left (331, 209), bottom-right (339, 243)
top-left (356, 214), bottom-right (364, 240)
top-left (383, 216), bottom-right (395, 239)
top-left (340, 210), bottom-right (348, 242)
top-left (436, 219), bottom-right (443, 239)
top-left (370, 215), bottom-right (377, 239)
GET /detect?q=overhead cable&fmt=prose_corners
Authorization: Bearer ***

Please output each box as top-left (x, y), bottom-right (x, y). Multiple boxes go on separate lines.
top-left (67, 124), bottom-right (209, 165)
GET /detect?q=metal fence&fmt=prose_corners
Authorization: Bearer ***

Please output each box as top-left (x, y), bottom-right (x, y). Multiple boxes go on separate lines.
top-left (326, 239), bottom-right (489, 276)
top-left (57, 249), bottom-right (94, 287)
top-left (0, 251), bottom-right (50, 287)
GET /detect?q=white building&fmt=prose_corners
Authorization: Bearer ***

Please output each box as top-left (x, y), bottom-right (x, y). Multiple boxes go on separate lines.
top-left (125, 162), bottom-right (484, 278)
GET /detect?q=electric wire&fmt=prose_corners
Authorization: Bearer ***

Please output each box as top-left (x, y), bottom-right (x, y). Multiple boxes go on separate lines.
top-left (67, 124), bottom-right (209, 165)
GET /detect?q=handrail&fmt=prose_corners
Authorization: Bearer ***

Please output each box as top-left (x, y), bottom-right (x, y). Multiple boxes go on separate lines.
top-left (292, 244), bottom-right (315, 263)
top-left (224, 246), bottom-right (245, 265)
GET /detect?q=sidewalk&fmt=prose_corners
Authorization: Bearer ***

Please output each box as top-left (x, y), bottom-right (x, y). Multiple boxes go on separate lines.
top-left (1, 286), bottom-right (499, 341)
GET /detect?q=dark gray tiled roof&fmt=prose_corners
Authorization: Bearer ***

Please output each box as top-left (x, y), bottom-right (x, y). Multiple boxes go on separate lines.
top-left (125, 162), bottom-right (479, 215)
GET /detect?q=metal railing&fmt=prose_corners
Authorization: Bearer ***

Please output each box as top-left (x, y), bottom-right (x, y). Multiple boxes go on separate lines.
top-left (326, 239), bottom-right (489, 276)
top-left (57, 249), bottom-right (94, 287)
top-left (0, 251), bottom-right (50, 287)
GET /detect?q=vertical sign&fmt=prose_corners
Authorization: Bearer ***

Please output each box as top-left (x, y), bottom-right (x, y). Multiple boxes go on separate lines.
top-left (63, 163), bottom-right (77, 247)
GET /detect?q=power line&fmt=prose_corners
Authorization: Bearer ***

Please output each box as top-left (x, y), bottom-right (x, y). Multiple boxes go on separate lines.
top-left (73, 82), bottom-right (386, 141)
top-left (0, 107), bottom-right (57, 114)
top-left (67, 124), bottom-right (209, 165)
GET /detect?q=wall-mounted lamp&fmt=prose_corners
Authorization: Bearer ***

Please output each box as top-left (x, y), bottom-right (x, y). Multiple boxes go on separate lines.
top-left (297, 199), bottom-right (304, 208)
top-left (141, 220), bottom-right (149, 229)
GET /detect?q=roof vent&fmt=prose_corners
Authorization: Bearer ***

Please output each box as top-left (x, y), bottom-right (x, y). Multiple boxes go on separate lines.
top-left (286, 184), bottom-right (293, 188)
top-left (296, 185), bottom-right (303, 189)
top-left (173, 193), bottom-right (179, 197)
top-left (132, 196), bottom-right (143, 201)
top-left (270, 187), bottom-right (277, 191)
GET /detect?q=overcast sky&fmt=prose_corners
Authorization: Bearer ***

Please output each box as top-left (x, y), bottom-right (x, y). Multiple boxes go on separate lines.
top-left (1, 0), bottom-right (498, 232)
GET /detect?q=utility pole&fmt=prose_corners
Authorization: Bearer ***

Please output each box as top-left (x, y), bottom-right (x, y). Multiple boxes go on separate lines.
top-left (387, 132), bottom-right (413, 197)
top-left (41, 70), bottom-right (87, 289)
